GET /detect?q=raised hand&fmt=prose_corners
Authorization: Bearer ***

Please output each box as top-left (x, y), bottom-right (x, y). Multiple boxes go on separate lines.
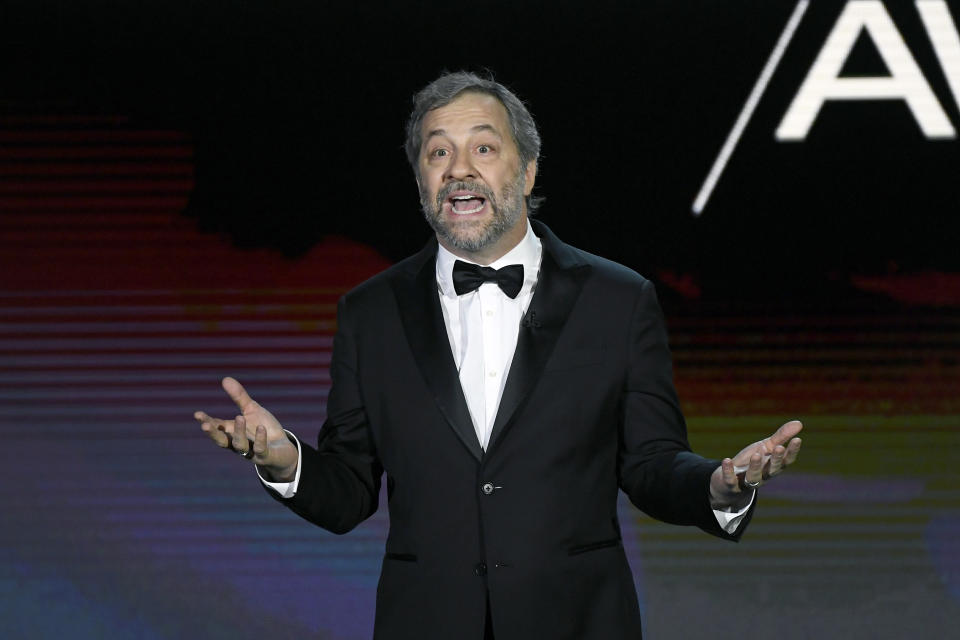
top-left (709, 420), bottom-right (803, 510)
top-left (194, 377), bottom-right (299, 482)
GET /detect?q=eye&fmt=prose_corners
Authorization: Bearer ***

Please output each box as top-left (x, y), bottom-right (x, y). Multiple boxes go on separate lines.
top-left (477, 144), bottom-right (492, 154)
top-left (430, 148), bottom-right (449, 158)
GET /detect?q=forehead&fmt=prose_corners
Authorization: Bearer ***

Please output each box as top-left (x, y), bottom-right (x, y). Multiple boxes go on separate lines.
top-left (421, 92), bottom-right (511, 139)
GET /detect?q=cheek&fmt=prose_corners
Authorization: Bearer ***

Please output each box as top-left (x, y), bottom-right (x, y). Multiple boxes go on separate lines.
top-left (419, 169), bottom-right (444, 197)
top-left (417, 180), bottom-right (437, 204)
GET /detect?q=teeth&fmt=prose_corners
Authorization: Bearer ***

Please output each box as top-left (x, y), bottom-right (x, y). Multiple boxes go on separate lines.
top-left (453, 202), bottom-right (485, 214)
top-left (452, 195), bottom-right (477, 200)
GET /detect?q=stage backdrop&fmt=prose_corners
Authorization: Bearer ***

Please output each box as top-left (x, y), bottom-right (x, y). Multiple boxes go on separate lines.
top-left (2, 1), bottom-right (959, 638)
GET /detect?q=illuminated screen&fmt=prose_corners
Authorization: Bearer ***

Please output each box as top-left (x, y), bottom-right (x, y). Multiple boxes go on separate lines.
top-left (2, 2), bottom-right (960, 638)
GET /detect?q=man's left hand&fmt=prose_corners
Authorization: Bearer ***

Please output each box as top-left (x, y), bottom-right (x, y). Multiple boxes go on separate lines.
top-left (709, 420), bottom-right (803, 510)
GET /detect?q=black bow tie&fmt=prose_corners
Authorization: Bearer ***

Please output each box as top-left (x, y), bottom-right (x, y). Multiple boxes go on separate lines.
top-left (452, 260), bottom-right (524, 299)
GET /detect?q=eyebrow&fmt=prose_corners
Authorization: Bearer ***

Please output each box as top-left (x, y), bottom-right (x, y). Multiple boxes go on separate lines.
top-left (425, 124), bottom-right (503, 141)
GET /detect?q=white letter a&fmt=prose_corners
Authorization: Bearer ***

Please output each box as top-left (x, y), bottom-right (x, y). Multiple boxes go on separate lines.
top-left (777, 0), bottom-right (955, 140)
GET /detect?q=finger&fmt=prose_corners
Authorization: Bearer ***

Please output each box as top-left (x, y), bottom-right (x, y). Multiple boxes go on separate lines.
top-left (196, 410), bottom-right (232, 431)
top-left (253, 424), bottom-right (268, 461)
top-left (196, 410), bottom-right (229, 431)
top-left (784, 437), bottom-right (802, 465)
top-left (222, 377), bottom-right (256, 413)
top-left (200, 419), bottom-right (230, 448)
top-left (734, 444), bottom-right (770, 475)
top-left (744, 451), bottom-right (764, 487)
top-left (767, 420), bottom-right (803, 448)
top-left (766, 444), bottom-right (787, 477)
top-left (721, 458), bottom-right (740, 491)
top-left (231, 415), bottom-right (250, 454)
top-left (724, 458), bottom-right (740, 488)
top-left (236, 414), bottom-right (253, 443)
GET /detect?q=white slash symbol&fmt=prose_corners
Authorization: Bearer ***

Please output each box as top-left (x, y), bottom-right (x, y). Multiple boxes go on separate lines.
top-left (692, 0), bottom-right (810, 216)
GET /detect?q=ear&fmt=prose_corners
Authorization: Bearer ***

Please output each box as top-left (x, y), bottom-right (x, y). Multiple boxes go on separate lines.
top-left (414, 172), bottom-right (424, 203)
top-left (522, 160), bottom-right (537, 196)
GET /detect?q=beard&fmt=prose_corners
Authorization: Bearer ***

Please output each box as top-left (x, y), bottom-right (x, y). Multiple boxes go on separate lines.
top-left (420, 169), bottom-right (526, 254)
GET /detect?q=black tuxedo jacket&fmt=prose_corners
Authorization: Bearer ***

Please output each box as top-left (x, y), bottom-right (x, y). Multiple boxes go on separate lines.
top-left (270, 220), bottom-right (752, 639)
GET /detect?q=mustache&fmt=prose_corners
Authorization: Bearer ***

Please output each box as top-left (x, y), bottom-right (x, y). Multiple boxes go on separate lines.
top-left (435, 181), bottom-right (497, 206)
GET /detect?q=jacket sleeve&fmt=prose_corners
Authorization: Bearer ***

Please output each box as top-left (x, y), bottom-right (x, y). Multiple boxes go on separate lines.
top-left (617, 279), bottom-right (751, 541)
top-left (265, 295), bottom-right (383, 535)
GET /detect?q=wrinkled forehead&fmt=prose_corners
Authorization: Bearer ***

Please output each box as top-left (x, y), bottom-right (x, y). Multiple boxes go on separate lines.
top-left (421, 91), bottom-right (512, 142)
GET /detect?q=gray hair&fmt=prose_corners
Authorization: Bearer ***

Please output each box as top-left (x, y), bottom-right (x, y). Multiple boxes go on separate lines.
top-left (405, 71), bottom-right (543, 214)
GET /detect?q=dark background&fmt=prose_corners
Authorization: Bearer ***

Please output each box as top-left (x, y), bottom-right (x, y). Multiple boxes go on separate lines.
top-left (4, 0), bottom-right (958, 294)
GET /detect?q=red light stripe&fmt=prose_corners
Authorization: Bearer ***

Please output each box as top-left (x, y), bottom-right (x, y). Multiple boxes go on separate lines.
top-left (0, 146), bottom-right (193, 159)
top-left (0, 130), bottom-right (191, 143)
top-left (0, 179), bottom-right (195, 194)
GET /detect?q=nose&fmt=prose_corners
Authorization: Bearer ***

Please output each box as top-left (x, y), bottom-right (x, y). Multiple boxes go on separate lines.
top-left (444, 150), bottom-right (477, 182)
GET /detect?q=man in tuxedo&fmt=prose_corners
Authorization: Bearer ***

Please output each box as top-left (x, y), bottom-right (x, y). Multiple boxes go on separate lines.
top-left (195, 71), bottom-right (803, 639)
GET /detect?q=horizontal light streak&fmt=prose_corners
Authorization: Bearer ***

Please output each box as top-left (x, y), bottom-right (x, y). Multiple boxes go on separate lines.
top-left (0, 179), bottom-right (194, 194)
top-left (0, 404), bottom-right (326, 420)
top-left (0, 162), bottom-right (193, 177)
top-left (0, 335), bottom-right (334, 351)
top-left (0, 385), bottom-right (328, 401)
top-left (0, 352), bottom-right (332, 367)
top-left (0, 130), bottom-right (190, 142)
top-left (0, 369), bottom-right (329, 384)
top-left (1, 303), bottom-right (337, 316)
top-left (0, 195), bottom-right (190, 210)
top-left (0, 320), bottom-right (334, 334)
top-left (0, 146), bottom-right (193, 159)
top-left (0, 287), bottom-right (347, 297)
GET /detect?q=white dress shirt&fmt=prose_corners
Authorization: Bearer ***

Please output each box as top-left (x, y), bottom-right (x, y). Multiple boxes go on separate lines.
top-left (261, 220), bottom-right (752, 531)
top-left (434, 221), bottom-right (542, 450)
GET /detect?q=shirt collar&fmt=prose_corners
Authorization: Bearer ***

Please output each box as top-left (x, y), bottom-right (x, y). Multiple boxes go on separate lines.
top-left (436, 219), bottom-right (543, 299)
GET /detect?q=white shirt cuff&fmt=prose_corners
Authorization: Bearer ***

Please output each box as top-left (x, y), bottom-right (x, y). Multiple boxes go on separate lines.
top-left (712, 489), bottom-right (756, 534)
top-left (256, 429), bottom-right (302, 498)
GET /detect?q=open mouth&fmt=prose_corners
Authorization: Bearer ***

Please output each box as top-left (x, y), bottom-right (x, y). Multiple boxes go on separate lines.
top-left (448, 194), bottom-right (487, 215)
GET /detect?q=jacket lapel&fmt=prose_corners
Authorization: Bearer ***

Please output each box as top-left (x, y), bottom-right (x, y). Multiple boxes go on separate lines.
top-left (487, 221), bottom-right (591, 453)
top-left (390, 239), bottom-right (485, 461)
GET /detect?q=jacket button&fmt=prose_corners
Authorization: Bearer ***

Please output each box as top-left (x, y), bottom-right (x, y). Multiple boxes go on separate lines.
top-left (481, 482), bottom-right (494, 495)
top-left (474, 562), bottom-right (487, 576)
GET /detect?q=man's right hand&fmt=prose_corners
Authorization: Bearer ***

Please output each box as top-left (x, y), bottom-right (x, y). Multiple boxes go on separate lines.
top-left (194, 377), bottom-right (299, 482)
